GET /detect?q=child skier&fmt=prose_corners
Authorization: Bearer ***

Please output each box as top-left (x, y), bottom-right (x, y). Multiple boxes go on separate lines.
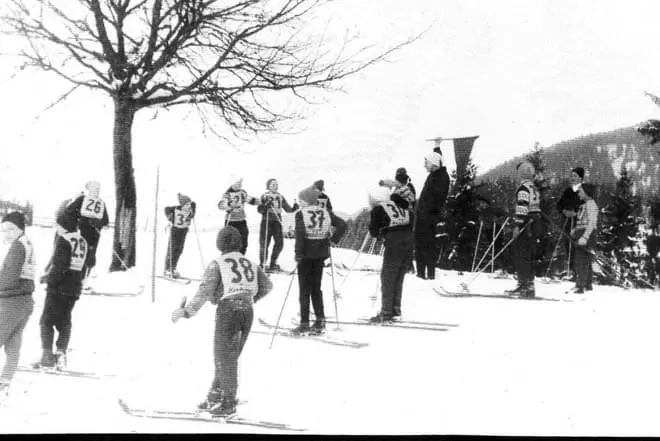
top-left (217, 177), bottom-right (260, 254)
top-left (367, 187), bottom-right (414, 322)
top-left (0, 212), bottom-right (35, 402)
top-left (258, 178), bottom-right (298, 272)
top-left (37, 216), bottom-right (88, 369)
top-left (292, 185), bottom-right (346, 334)
top-left (171, 226), bottom-right (273, 417)
top-left (164, 193), bottom-right (196, 278)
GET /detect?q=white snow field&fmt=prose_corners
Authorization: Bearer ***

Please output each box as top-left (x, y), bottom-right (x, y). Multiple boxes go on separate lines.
top-left (2, 223), bottom-right (660, 436)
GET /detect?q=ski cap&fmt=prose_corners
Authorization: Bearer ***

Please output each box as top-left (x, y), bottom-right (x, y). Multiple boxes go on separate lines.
top-left (1, 211), bottom-right (26, 231)
top-left (216, 226), bottom-right (242, 253)
top-left (571, 167), bottom-right (585, 180)
top-left (424, 152), bottom-right (442, 168)
top-left (177, 193), bottom-right (192, 206)
top-left (313, 180), bottom-right (324, 192)
top-left (368, 187), bottom-right (391, 208)
top-left (298, 186), bottom-right (321, 205)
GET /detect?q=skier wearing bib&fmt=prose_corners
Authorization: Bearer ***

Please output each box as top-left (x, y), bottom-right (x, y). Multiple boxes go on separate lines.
top-left (506, 161), bottom-right (542, 298)
top-left (217, 178), bottom-right (260, 255)
top-left (258, 178), bottom-right (298, 272)
top-left (164, 193), bottom-right (196, 278)
top-left (292, 185), bottom-right (346, 335)
top-left (38, 215), bottom-right (89, 369)
top-left (171, 226), bottom-right (273, 417)
top-left (368, 187), bottom-right (414, 323)
top-left (0, 212), bottom-right (36, 401)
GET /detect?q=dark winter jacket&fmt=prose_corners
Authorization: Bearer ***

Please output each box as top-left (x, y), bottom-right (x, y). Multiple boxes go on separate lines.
top-left (317, 193), bottom-right (333, 213)
top-left (369, 200), bottom-right (413, 241)
top-left (415, 167), bottom-right (450, 224)
top-left (57, 194), bottom-right (109, 234)
top-left (47, 231), bottom-right (88, 298)
top-left (294, 206), bottom-right (346, 261)
top-left (257, 191), bottom-right (297, 220)
top-left (556, 187), bottom-right (583, 216)
top-left (165, 202), bottom-right (197, 229)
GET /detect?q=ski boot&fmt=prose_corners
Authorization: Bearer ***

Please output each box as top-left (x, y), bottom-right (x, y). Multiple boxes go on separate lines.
top-left (54, 350), bottom-right (67, 370)
top-left (519, 284), bottom-right (536, 298)
top-left (209, 397), bottom-right (237, 418)
top-left (33, 350), bottom-right (56, 370)
top-left (310, 318), bottom-right (326, 335)
top-left (505, 284), bottom-right (525, 296)
top-left (369, 312), bottom-right (393, 324)
top-left (0, 382), bottom-right (9, 406)
top-left (291, 323), bottom-right (311, 335)
top-left (197, 389), bottom-right (223, 412)
top-left (267, 263), bottom-right (282, 273)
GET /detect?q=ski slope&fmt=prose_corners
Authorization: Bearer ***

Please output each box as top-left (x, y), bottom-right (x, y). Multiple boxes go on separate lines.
top-left (2, 224), bottom-right (660, 436)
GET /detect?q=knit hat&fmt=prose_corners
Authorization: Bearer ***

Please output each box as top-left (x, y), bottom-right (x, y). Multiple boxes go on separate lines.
top-left (517, 161), bottom-right (535, 180)
top-left (571, 167), bottom-right (585, 180)
top-left (368, 187), bottom-right (391, 208)
top-left (2, 211), bottom-right (25, 231)
top-left (395, 167), bottom-right (409, 185)
top-left (216, 226), bottom-right (242, 253)
top-left (177, 193), bottom-right (191, 206)
top-left (433, 146), bottom-right (443, 156)
top-left (313, 180), bottom-right (325, 192)
top-left (424, 152), bottom-right (442, 168)
top-left (299, 186), bottom-right (321, 205)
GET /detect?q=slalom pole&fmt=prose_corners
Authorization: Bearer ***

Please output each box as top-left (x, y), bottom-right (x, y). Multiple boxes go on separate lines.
top-left (544, 218), bottom-right (568, 278)
top-left (491, 220), bottom-right (495, 273)
top-left (269, 268), bottom-right (298, 350)
top-left (151, 166), bottom-right (160, 303)
top-left (473, 217), bottom-right (510, 274)
top-left (329, 247), bottom-right (341, 331)
top-left (471, 220), bottom-right (484, 272)
top-left (192, 217), bottom-right (205, 270)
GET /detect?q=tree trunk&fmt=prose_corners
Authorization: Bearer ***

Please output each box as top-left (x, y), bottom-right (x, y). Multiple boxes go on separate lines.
top-left (110, 98), bottom-right (138, 271)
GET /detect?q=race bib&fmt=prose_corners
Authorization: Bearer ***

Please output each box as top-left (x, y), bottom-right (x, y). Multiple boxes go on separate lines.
top-left (380, 202), bottom-right (410, 227)
top-left (301, 207), bottom-right (331, 240)
top-left (63, 232), bottom-right (88, 272)
top-left (173, 208), bottom-right (191, 228)
top-left (316, 198), bottom-right (328, 209)
top-left (80, 196), bottom-right (105, 220)
top-left (217, 252), bottom-right (258, 298)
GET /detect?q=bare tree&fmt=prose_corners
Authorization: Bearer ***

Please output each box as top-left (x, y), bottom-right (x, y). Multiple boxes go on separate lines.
top-left (1, 0), bottom-right (419, 270)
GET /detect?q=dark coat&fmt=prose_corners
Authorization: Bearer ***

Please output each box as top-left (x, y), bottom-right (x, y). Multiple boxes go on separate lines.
top-left (415, 167), bottom-right (450, 225)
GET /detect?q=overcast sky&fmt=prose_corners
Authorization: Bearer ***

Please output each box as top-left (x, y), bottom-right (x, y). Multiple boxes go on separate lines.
top-left (2, 0), bottom-right (660, 221)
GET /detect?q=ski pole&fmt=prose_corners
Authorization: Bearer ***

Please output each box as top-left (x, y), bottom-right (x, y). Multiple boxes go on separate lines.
top-left (269, 268), bottom-right (297, 350)
top-left (329, 248), bottom-right (341, 331)
top-left (544, 217), bottom-right (568, 278)
top-left (471, 220), bottom-right (484, 272)
top-left (491, 220), bottom-right (496, 273)
top-left (262, 210), bottom-right (269, 268)
top-left (192, 218), bottom-right (205, 270)
top-left (567, 217), bottom-right (573, 277)
top-left (461, 221), bottom-right (531, 291)
top-left (337, 232), bottom-right (371, 291)
top-left (473, 217), bottom-right (510, 274)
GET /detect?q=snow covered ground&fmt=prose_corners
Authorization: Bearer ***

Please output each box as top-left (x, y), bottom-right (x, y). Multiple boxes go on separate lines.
top-left (2, 224), bottom-right (660, 435)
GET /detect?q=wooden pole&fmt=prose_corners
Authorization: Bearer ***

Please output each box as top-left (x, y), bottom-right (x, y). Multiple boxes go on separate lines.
top-left (151, 166), bottom-right (160, 303)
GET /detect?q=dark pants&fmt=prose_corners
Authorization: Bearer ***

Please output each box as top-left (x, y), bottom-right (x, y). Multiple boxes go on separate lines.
top-left (297, 258), bottom-right (325, 324)
top-left (259, 218), bottom-right (283, 266)
top-left (165, 227), bottom-right (188, 272)
top-left (228, 221), bottom-right (249, 255)
top-left (414, 220), bottom-right (439, 279)
top-left (380, 231), bottom-right (414, 317)
top-left (208, 297), bottom-right (253, 404)
top-left (0, 296), bottom-right (34, 382)
top-left (513, 218), bottom-right (540, 287)
top-left (574, 230), bottom-right (596, 289)
top-left (40, 292), bottom-right (78, 353)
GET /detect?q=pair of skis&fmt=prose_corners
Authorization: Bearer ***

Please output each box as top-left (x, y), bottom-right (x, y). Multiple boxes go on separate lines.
top-left (257, 318), bottom-right (368, 349)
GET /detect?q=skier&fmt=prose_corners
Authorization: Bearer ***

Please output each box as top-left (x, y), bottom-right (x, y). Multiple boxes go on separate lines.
top-left (217, 177), bottom-right (260, 255)
top-left (164, 193), bottom-right (196, 278)
top-left (37, 215), bottom-right (88, 369)
top-left (379, 167), bottom-right (417, 210)
top-left (414, 152), bottom-right (450, 280)
top-left (56, 181), bottom-right (109, 282)
top-left (506, 161), bottom-right (542, 298)
top-left (313, 179), bottom-right (333, 213)
top-left (367, 187), bottom-right (414, 323)
top-left (257, 178), bottom-right (298, 272)
top-left (570, 183), bottom-right (598, 293)
top-left (171, 226), bottom-right (273, 417)
top-left (556, 167), bottom-right (585, 277)
top-left (292, 185), bottom-right (346, 334)
top-left (0, 212), bottom-right (35, 401)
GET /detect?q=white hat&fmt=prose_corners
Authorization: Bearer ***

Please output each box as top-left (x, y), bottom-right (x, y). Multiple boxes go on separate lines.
top-left (368, 186), bottom-right (391, 207)
top-left (424, 152), bottom-right (442, 167)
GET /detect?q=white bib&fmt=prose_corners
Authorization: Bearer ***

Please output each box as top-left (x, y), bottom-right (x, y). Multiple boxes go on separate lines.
top-left (62, 232), bottom-right (88, 272)
top-left (216, 251), bottom-right (258, 299)
top-left (301, 207), bottom-right (331, 240)
top-left (380, 202), bottom-right (410, 227)
top-left (172, 207), bottom-right (192, 228)
top-left (80, 196), bottom-right (105, 220)
top-left (18, 235), bottom-right (36, 281)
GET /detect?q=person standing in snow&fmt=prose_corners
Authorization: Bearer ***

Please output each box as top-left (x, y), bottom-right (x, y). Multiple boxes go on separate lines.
top-left (164, 193), bottom-right (196, 278)
top-left (217, 178), bottom-right (260, 255)
top-left (313, 179), bottom-right (333, 213)
top-left (258, 178), bottom-right (298, 272)
top-left (556, 167), bottom-right (585, 277)
top-left (570, 183), bottom-right (598, 293)
top-left (38, 214), bottom-right (88, 369)
top-left (414, 152), bottom-right (450, 280)
top-left (379, 167), bottom-right (417, 211)
top-left (0, 212), bottom-right (35, 401)
top-left (292, 185), bottom-right (346, 334)
top-left (171, 226), bottom-right (273, 417)
top-left (367, 187), bottom-right (414, 323)
top-left (506, 161), bottom-right (542, 298)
